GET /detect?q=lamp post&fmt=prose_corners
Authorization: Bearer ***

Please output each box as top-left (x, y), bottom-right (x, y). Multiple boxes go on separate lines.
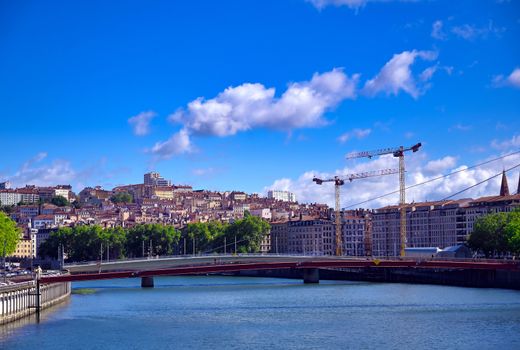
top-left (2, 238), bottom-right (6, 283)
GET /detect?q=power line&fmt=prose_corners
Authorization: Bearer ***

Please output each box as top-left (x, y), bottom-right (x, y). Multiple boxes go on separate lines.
top-left (344, 149), bottom-right (520, 209)
top-left (441, 163), bottom-right (520, 201)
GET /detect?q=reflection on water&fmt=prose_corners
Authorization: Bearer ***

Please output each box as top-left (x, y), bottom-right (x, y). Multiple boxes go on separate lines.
top-left (0, 298), bottom-right (70, 340)
top-left (1, 276), bottom-right (520, 350)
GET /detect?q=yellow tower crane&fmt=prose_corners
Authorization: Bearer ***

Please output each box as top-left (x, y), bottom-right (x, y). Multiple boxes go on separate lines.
top-left (312, 169), bottom-right (399, 256)
top-left (346, 143), bottom-right (421, 257)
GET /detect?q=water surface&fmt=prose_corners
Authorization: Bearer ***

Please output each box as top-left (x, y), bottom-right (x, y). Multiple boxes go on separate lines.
top-left (1, 276), bottom-right (520, 349)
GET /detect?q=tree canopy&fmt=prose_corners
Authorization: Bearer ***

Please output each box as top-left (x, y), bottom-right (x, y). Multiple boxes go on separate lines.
top-left (182, 216), bottom-right (270, 254)
top-left (38, 217), bottom-right (271, 261)
top-left (51, 195), bottom-right (69, 207)
top-left (110, 192), bottom-right (133, 204)
top-left (468, 209), bottom-right (520, 257)
top-left (39, 223), bottom-right (181, 261)
top-left (0, 211), bottom-right (21, 257)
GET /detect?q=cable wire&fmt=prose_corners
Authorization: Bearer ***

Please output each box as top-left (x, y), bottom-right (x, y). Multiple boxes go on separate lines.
top-left (344, 149), bottom-right (520, 209)
top-left (440, 163), bottom-right (520, 201)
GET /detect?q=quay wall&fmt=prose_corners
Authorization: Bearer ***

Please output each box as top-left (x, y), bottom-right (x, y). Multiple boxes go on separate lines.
top-left (0, 281), bottom-right (71, 325)
top-left (234, 267), bottom-right (520, 290)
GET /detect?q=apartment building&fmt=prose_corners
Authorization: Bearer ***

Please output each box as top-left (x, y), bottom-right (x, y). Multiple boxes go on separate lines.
top-left (372, 172), bottom-right (520, 257)
top-left (267, 190), bottom-right (296, 203)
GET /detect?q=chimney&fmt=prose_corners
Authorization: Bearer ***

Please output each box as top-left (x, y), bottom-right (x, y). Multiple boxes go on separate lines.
top-left (517, 171), bottom-right (520, 195)
top-left (500, 170), bottom-right (510, 197)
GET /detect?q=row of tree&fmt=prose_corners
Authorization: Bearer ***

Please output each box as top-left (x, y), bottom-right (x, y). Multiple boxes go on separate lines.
top-left (468, 209), bottom-right (520, 257)
top-left (39, 214), bottom-right (270, 262)
top-left (0, 212), bottom-right (20, 257)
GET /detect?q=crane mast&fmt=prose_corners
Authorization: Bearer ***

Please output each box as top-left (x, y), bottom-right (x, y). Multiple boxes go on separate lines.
top-left (346, 143), bottom-right (421, 257)
top-left (312, 169), bottom-right (398, 256)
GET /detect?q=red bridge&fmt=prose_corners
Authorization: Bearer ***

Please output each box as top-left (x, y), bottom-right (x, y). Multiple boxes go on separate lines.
top-left (39, 255), bottom-right (520, 287)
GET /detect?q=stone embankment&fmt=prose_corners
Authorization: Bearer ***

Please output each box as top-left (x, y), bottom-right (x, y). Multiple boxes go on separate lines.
top-left (235, 266), bottom-right (520, 290)
top-left (0, 279), bottom-right (71, 325)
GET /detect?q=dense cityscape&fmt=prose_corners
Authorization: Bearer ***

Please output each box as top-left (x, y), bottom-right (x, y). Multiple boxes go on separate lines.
top-left (2, 169), bottom-right (519, 263)
top-left (2, 0), bottom-right (519, 348)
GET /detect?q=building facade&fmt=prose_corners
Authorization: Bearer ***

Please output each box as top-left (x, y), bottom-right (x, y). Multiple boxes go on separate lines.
top-left (267, 190), bottom-right (296, 203)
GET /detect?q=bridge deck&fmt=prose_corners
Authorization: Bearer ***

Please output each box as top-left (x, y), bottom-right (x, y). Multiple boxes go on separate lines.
top-left (39, 255), bottom-right (520, 284)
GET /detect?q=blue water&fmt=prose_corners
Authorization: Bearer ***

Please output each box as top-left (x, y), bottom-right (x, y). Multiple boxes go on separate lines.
top-left (1, 276), bottom-right (520, 349)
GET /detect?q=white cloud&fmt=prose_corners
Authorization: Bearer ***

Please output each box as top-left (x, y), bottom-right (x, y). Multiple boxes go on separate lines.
top-left (264, 151), bottom-right (520, 209)
top-left (423, 156), bottom-right (457, 174)
top-left (338, 128), bottom-right (372, 143)
top-left (491, 134), bottom-right (520, 150)
top-left (493, 68), bottom-right (520, 88)
top-left (449, 123), bottom-right (472, 132)
top-left (307, 0), bottom-right (369, 9)
top-left (149, 50), bottom-right (444, 160)
top-left (128, 111), bottom-right (156, 136)
top-left (307, 0), bottom-right (417, 10)
top-left (150, 128), bottom-right (193, 160)
top-left (151, 68), bottom-right (359, 159)
top-left (8, 154), bottom-right (75, 187)
top-left (192, 167), bottom-right (217, 177)
top-left (170, 69), bottom-right (358, 136)
top-left (431, 20), bottom-right (446, 40)
top-left (363, 50), bottom-right (438, 98)
top-left (451, 21), bottom-right (506, 41)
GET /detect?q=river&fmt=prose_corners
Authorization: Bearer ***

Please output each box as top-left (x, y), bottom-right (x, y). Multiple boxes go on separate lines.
top-left (1, 276), bottom-right (520, 349)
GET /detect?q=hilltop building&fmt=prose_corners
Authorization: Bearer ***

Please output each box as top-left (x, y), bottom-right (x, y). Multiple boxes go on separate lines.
top-left (144, 172), bottom-right (171, 187)
top-left (267, 190), bottom-right (296, 202)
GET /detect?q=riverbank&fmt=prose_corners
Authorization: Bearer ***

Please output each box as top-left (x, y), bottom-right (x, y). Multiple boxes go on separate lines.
top-left (0, 280), bottom-right (71, 325)
top-left (233, 266), bottom-right (520, 290)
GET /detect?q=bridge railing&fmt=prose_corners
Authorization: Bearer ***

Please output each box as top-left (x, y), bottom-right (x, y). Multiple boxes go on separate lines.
top-left (64, 253), bottom-right (363, 267)
top-left (63, 253), bottom-right (519, 268)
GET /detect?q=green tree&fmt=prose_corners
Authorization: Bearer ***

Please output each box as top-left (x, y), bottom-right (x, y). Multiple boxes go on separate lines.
top-left (0, 212), bottom-right (21, 257)
top-left (505, 210), bottom-right (520, 257)
top-left (103, 226), bottom-right (127, 260)
top-left (226, 216), bottom-right (270, 253)
top-left (468, 212), bottom-right (509, 257)
top-left (126, 224), bottom-right (180, 257)
top-left (51, 195), bottom-right (69, 207)
top-left (110, 192), bottom-right (133, 204)
top-left (183, 221), bottom-right (228, 254)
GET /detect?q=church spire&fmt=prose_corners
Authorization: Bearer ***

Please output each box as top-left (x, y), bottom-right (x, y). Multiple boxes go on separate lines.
top-left (500, 170), bottom-right (510, 196)
top-left (517, 171), bottom-right (520, 195)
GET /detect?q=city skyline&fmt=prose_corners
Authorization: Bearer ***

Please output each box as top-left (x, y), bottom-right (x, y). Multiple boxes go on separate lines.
top-left (1, 0), bottom-right (519, 209)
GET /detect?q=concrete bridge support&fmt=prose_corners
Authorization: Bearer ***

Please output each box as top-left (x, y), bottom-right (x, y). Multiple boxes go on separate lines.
top-left (303, 268), bottom-right (319, 284)
top-left (141, 276), bottom-right (154, 288)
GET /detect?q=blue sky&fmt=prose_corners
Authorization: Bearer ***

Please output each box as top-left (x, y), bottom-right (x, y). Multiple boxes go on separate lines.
top-left (1, 0), bottom-right (519, 207)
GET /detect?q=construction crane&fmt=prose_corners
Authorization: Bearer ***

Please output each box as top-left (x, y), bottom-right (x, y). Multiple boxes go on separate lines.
top-left (346, 143), bottom-right (422, 257)
top-left (312, 169), bottom-right (399, 256)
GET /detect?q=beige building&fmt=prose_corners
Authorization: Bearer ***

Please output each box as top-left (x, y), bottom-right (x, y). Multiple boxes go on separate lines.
top-left (372, 173), bottom-right (520, 257)
top-left (10, 238), bottom-right (34, 258)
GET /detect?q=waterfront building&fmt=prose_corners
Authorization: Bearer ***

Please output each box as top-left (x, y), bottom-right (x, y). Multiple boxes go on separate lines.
top-left (10, 237), bottom-right (34, 258)
top-left (340, 211), bottom-right (371, 257)
top-left (372, 172), bottom-right (520, 257)
top-left (270, 211), bottom-right (370, 256)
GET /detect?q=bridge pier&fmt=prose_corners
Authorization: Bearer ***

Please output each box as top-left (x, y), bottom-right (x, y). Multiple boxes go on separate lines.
top-left (303, 268), bottom-right (319, 284)
top-left (141, 276), bottom-right (154, 288)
